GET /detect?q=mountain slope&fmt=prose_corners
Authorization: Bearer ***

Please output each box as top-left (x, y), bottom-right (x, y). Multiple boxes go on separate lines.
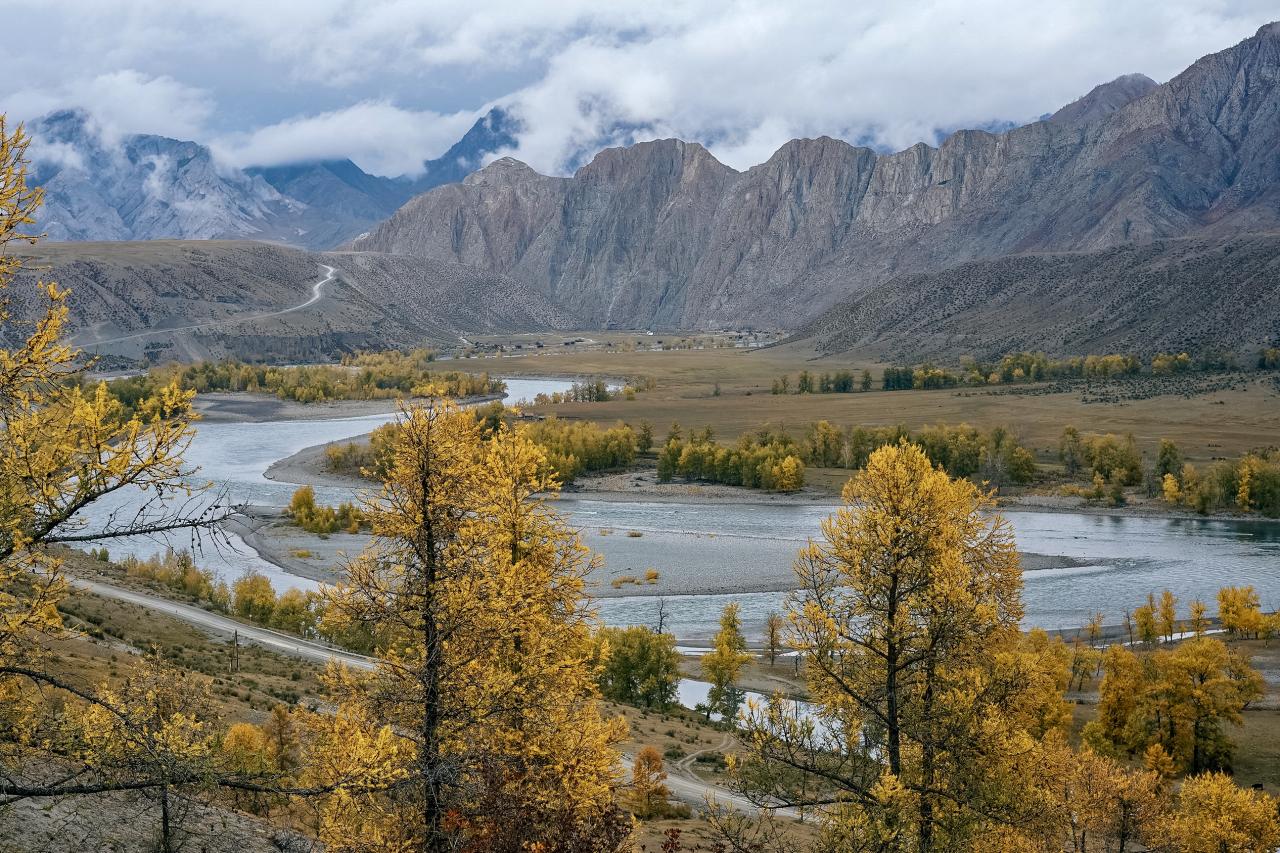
top-left (4, 240), bottom-right (578, 362)
top-left (800, 232), bottom-right (1280, 359)
top-left (354, 23), bottom-right (1280, 332)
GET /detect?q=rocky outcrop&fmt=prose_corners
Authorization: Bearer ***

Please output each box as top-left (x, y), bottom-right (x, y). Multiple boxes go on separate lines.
top-left (355, 23), bottom-right (1280, 331)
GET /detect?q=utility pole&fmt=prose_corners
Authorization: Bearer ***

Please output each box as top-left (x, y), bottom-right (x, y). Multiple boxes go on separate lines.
top-left (232, 629), bottom-right (239, 674)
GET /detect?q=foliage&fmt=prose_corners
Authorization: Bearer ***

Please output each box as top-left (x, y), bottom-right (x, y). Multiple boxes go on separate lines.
top-left (656, 430), bottom-right (805, 492)
top-left (1162, 451), bottom-right (1280, 517)
top-left (106, 350), bottom-right (502, 408)
top-left (591, 625), bottom-right (682, 710)
top-left (533, 379), bottom-right (614, 404)
top-left (729, 441), bottom-right (1070, 850)
top-left (628, 746), bottom-right (674, 819)
top-left (521, 417), bottom-right (637, 482)
top-left (700, 603), bottom-right (750, 724)
top-left (286, 484), bottom-right (368, 534)
top-left (1084, 637), bottom-right (1264, 774)
top-left (1160, 772), bottom-right (1280, 853)
top-left (313, 401), bottom-right (626, 851)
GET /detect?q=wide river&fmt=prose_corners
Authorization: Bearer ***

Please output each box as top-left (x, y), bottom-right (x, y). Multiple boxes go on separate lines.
top-left (75, 378), bottom-right (1280, 643)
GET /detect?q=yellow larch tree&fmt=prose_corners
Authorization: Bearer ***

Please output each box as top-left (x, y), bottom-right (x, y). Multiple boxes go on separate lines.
top-left (1159, 772), bottom-right (1280, 853)
top-left (0, 115), bottom-right (236, 802)
top-left (700, 601), bottom-right (750, 723)
top-left (726, 441), bottom-right (1063, 852)
top-left (314, 401), bottom-right (628, 852)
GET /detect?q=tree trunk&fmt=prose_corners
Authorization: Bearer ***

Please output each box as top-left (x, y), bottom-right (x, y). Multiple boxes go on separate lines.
top-left (160, 784), bottom-right (172, 853)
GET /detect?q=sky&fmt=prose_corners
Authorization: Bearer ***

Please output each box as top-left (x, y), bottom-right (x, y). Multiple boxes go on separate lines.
top-left (3, 1), bottom-right (1276, 177)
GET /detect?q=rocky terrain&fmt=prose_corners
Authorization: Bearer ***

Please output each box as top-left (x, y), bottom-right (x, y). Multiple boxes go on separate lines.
top-left (800, 232), bottom-right (1280, 359)
top-left (26, 108), bottom-right (517, 250)
top-left (5, 240), bottom-right (578, 362)
top-left (353, 23), bottom-right (1280, 334)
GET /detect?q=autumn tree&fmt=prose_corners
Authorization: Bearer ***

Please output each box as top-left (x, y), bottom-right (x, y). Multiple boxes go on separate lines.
top-left (314, 401), bottom-right (628, 851)
top-left (727, 441), bottom-right (1066, 851)
top-left (629, 745), bottom-right (671, 819)
top-left (1158, 589), bottom-right (1179, 642)
top-left (593, 624), bottom-right (682, 709)
top-left (1033, 738), bottom-right (1166, 853)
top-left (763, 611), bottom-right (785, 666)
top-left (233, 569), bottom-right (277, 623)
top-left (1085, 638), bottom-right (1264, 774)
top-left (701, 602), bottom-right (751, 724)
top-left (0, 116), bottom-right (268, 846)
top-left (1159, 772), bottom-right (1280, 853)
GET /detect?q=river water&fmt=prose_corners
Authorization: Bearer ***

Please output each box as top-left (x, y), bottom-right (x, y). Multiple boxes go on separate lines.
top-left (72, 377), bottom-right (1280, 642)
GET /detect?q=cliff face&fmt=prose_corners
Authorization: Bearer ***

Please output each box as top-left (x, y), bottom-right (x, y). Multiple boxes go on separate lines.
top-left (355, 23), bottom-right (1280, 330)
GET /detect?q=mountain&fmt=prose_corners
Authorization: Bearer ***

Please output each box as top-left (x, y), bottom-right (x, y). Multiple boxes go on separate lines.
top-left (799, 232), bottom-right (1280, 359)
top-left (26, 108), bottom-right (517, 250)
top-left (1047, 73), bottom-right (1159, 125)
top-left (29, 110), bottom-right (293, 243)
top-left (411, 106), bottom-right (520, 192)
top-left (354, 23), bottom-right (1280, 334)
top-left (2, 240), bottom-right (578, 362)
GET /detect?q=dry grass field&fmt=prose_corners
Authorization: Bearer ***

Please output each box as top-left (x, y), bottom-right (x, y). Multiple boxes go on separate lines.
top-left (457, 336), bottom-right (1280, 470)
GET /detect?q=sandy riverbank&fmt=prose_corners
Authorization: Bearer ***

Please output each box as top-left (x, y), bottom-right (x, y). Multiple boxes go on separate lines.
top-left (225, 507), bottom-right (358, 584)
top-left (233, 502), bottom-right (1088, 602)
top-left (194, 391), bottom-right (501, 424)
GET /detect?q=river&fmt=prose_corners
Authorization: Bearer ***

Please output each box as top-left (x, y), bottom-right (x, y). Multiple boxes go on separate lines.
top-left (71, 377), bottom-right (1280, 642)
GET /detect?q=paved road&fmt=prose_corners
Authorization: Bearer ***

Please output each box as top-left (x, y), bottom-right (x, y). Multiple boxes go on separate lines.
top-left (77, 264), bottom-right (336, 348)
top-left (68, 576), bottom-right (373, 670)
top-left (71, 576), bottom-right (798, 816)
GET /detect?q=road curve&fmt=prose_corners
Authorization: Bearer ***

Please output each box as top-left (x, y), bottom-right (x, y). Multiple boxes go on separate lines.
top-left (71, 576), bottom-right (795, 817)
top-left (68, 576), bottom-right (373, 670)
top-left (77, 264), bottom-right (337, 349)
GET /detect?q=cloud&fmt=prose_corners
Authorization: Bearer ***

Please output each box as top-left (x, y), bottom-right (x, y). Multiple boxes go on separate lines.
top-left (3, 1), bottom-right (1276, 177)
top-left (210, 102), bottom-right (479, 176)
top-left (491, 0), bottom-right (1279, 173)
top-left (8, 71), bottom-right (213, 143)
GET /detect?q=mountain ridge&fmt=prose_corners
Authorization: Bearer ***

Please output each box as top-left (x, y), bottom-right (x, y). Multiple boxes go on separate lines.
top-left (353, 23), bottom-right (1280, 331)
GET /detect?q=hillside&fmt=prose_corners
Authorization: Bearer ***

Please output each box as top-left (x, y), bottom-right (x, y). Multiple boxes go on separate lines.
top-left (354, 23), bottom-right (1280, 332)
top-left (5, 240), bottom-right (578, 362)
top-left (799, 232), bottom-right (1280, 359)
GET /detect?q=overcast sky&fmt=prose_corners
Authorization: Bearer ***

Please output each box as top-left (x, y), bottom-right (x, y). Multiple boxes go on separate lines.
top-left (3, 1), bottom-right (1275, 176)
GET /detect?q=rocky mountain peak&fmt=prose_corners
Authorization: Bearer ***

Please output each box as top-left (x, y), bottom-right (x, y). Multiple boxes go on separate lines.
top-left (574, 138), bottom-right (735, 186)
top-left (462, 156), bottom-right (546, 187)
top-left (1048, 73), bottom-right (1158, 124)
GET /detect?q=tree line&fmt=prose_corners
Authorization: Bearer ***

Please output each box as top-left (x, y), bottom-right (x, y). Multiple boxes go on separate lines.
top-left (102, 350), bottom-right (502, 408)
top-left (1059, 429), bottom-right (1280, 516)
top-left (774, 347), bottom-right (1280, 398)
top-left (325, 409), bottom-right (639, 485)
top-left (655, 425), bottom-right (806, 492)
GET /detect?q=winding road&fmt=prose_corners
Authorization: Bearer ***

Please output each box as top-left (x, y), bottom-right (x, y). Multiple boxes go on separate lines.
top-left (71, 574), bottom-right (796, 816)
top-left (69, 576), bottom-right (372, 670)
top-left (78, 264), bottom-right (337, 349)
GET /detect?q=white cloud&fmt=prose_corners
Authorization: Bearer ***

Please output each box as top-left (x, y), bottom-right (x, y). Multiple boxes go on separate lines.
top-left (8, 71), bottom-right (212, 143)
top-left (2, 1), bottom-right (1276, 176)
top-left (210, 101), bottom-right (479, 176)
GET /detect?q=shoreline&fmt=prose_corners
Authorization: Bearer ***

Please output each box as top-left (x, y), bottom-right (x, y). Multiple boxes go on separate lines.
top-left (194, 390), bottom-right (504, 424)
top-left (265, 432), bottom-right (1267, 524)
